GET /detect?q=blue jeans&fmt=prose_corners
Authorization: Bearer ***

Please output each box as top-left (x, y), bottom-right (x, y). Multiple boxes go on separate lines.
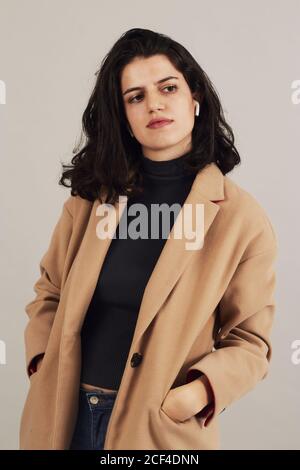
top-left (69, 387), bottom-right (117, 450)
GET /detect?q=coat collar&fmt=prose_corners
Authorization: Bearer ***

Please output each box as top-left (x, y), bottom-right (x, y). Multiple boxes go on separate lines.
top-left (63, 162), bottom-right (225, 346)
top-left (193, 161), bottom-right (225, 202)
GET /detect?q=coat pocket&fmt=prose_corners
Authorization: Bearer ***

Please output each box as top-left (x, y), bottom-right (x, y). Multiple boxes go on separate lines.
top-left (159, 406), bottom-right (183, 424)
top-left (29, 369), bottom-right (40, 383)
top-left (29, 361), bottom-right (43, 384)
top-left (160, 386), bottom-right (197, 424)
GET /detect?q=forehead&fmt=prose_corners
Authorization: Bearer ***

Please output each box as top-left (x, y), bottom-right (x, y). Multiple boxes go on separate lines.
top-left (120, 54), bottom-right (182, 88)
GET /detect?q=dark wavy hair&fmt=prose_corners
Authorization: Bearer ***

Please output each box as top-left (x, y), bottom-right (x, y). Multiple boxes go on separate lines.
top-left (59, 28), bottom-right (241, 204)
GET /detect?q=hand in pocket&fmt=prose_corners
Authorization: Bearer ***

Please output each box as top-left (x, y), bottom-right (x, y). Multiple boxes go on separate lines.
top-left (161, 383), bottom-right (201, 423)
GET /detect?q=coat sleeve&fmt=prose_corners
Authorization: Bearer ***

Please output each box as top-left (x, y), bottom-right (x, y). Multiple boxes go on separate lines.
top-left (24, 197), bottom-right (73, 378)
top-left (185, 214), bottom-right (278, 428)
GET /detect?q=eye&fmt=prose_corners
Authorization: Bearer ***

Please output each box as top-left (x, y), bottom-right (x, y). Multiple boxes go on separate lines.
top-left (128, 84), bottom-right (178, 104)
top-left (128, 94), bottom-right (143, 104)
top-left (163, 85), bottom-right (177, 93)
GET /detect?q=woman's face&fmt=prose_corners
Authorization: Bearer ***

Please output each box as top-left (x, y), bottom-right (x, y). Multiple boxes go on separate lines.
top-left (121, 54), bottom-right (198, 160)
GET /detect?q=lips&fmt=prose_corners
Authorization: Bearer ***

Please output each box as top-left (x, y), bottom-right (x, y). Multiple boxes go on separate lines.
top-left (147, 119), bottom-right (173, 129)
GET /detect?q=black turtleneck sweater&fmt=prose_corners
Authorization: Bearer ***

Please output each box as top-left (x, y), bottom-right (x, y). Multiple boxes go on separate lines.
top-left (80, 150), bottom-right (197, 389)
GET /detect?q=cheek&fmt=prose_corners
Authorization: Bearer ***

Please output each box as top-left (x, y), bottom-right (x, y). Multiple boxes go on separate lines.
top-left (173, 94), bottom-right (194, 115)
top-left (125, 105), bottom-right (144, 127)
top-left (175, 101), bottom-right (194, 125)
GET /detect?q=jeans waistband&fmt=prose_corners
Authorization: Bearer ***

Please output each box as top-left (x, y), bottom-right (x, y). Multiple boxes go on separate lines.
top-left (79, 386), bottom-right (118, 397)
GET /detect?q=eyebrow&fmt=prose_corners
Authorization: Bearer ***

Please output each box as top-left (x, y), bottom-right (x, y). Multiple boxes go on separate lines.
top-left (122, 76), bottom-right (179, 96)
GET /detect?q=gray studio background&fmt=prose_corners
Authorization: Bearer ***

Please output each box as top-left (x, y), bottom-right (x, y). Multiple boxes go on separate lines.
top-left (0, 0), bottom-right (299, 450)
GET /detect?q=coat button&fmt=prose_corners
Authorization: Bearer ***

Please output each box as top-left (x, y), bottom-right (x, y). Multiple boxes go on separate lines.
top-left (130, 352), bottom-right (143, 367)
top-left (89, 395), bottom-right (99, 405)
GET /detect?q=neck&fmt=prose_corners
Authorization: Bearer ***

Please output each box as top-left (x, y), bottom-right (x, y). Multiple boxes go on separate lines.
top-left (141, 141), bottom-right (193, 163)
top-left (139, 147), bottom-right (196, 178)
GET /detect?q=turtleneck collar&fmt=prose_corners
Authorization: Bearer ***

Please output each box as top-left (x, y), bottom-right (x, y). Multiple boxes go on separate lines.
top-left (140, 149), bottom-right (196, 178)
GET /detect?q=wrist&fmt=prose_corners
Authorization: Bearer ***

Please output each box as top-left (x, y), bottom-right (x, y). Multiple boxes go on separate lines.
top-left (188, 375), bottom-right (213, 410)
top-left (36, 357), bottom-right (43, 370)
top-left (28, 353), bottom-right (44, 376)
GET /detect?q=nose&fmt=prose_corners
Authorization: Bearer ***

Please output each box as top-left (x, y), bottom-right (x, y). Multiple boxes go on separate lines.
top-left (146, 91), bottom-right (165, 113)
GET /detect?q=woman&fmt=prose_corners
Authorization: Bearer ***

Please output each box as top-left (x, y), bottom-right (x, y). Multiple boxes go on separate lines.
top-left (20, 28), bottom-right (277, 450)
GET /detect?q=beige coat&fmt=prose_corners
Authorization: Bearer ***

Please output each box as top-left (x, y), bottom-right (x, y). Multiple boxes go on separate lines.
top-left (19, 162), bottom-right (278, 450)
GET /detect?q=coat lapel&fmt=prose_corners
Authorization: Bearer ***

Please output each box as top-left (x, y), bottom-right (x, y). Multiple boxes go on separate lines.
top-left (63, 162), bottom-right (225, 342)
top-left (130, 162), bottom-right (225, 348)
